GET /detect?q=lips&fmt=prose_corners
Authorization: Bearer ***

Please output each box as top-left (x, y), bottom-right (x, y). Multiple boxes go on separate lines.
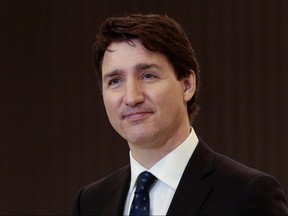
top-left (122, 111), bottom-right (153, 121)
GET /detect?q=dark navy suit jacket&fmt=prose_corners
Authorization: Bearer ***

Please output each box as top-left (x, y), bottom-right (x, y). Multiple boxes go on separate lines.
top-left (73, 139), bottom-right (288, 215)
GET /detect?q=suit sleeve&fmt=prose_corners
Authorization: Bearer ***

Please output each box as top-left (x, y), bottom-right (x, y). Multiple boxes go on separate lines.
top-left (235, 174), bottom-right (288, 215)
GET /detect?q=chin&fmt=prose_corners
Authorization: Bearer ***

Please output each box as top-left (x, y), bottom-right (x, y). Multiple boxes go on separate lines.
top-left (124, 129), bottom-right (157, 146)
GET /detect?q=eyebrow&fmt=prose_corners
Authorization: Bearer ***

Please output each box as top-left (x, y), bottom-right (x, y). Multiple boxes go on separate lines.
top-left (103, 69), bottom-right (122, 82)
top-left (103, 63), bottom-right (161, 81)
top-left (135, 63), bottom-right (160, 71)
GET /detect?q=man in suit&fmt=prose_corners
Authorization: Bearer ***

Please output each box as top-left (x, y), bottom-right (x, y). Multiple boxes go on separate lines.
top-left (73, 14), bottom-right (288, 215)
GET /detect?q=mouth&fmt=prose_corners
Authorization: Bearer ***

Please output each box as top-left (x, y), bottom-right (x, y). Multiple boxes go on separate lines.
top-left (122, 111), bottom-right (153, 121)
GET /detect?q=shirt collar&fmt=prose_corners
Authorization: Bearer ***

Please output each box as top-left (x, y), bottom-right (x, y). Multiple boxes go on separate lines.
top-left (129, 127), bottom-right (199, 191)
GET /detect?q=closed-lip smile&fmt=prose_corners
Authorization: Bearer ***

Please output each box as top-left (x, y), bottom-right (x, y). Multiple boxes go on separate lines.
top-left (123, 111), bottom-right (153, 121)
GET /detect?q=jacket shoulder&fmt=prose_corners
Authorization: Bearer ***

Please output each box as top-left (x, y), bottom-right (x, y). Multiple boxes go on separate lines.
top-left (197, 140), bottom-right (288, 215)
top-left (83, 164), bottom-right (130, 195)
top-left (73, 165), bottom-right (130, 215)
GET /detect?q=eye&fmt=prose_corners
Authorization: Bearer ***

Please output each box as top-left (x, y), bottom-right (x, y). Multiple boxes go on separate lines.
top-left (142, 73), bottom-right (156, 80)
top-left (107, 78), bottom-right (122, 87)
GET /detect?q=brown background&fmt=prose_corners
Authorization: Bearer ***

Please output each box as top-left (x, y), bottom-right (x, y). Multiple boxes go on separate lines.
top-left (1, 0), bottom-right (287, 215)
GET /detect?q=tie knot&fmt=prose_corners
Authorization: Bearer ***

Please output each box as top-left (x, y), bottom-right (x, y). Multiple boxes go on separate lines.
top-left (135, 171), bottom-right (157, 193)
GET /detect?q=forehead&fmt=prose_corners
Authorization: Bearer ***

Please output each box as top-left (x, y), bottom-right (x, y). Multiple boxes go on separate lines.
top-left (102, 39), bottom-right (171, 75)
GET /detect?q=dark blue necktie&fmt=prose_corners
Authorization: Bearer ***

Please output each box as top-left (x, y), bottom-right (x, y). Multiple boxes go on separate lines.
top-left (129, 171), bottom-right (157, 216)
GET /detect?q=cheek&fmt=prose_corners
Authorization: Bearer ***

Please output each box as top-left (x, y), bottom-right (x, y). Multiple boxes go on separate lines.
top-left (156, 82), bottom-right (183, 101)
top-left (103, 94), bottom-right (118, 118)
top-left (155, 85), bottom-right (185, 113)
top-left (103, 93), bottom-right (126, 130)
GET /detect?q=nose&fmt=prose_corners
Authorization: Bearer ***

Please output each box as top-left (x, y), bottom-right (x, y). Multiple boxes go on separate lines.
top-left (123, 79), bottom-right (144, 106)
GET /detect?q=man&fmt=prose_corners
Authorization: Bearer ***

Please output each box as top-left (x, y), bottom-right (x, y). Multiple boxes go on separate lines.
top-left (73, 14), bottom-right (288, 215)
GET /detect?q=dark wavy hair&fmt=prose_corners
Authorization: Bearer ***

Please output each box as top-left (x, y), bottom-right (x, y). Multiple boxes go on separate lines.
top-left (93, 14), bottom-right (200, 121)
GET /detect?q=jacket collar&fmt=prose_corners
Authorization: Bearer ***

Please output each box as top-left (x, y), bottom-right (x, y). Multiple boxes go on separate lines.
top-left (167, 138), bottom-right (215, 215)
top-left (102, 165), bottom-right (131, 215)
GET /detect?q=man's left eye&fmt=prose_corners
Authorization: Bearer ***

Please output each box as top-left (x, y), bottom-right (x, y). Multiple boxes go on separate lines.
top-left (143, 73), bottom-right (154, 79)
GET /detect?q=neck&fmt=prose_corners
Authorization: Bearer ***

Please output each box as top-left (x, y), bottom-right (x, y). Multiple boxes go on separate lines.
top-left (128, 124), bottom-right (191, 169)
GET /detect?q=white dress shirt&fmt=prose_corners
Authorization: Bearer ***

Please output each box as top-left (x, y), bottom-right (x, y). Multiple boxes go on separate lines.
top-left (123, 128), bottom-right (199, 215)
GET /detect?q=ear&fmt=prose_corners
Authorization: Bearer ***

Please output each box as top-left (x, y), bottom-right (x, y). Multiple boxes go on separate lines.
top-left (183, 70), bottom-right (196, 102)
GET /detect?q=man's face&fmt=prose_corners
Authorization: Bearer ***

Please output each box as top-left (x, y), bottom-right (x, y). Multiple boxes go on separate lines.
top-left (102, 39), bottom-right (195, 149)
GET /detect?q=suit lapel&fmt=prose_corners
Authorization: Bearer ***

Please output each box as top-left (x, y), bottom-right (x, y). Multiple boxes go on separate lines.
top-left (102, 165), bottom-right (131, 215)
top-left (167, 139), bottom-right (215, 215)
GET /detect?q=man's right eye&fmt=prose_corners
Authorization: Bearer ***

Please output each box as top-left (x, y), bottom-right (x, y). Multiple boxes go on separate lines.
top-left (108, 78), bottom-right (121, 86)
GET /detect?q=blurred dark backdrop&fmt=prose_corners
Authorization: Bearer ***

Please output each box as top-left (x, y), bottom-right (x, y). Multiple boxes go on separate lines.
top-left (1, 0), bottom-right (287, 215)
